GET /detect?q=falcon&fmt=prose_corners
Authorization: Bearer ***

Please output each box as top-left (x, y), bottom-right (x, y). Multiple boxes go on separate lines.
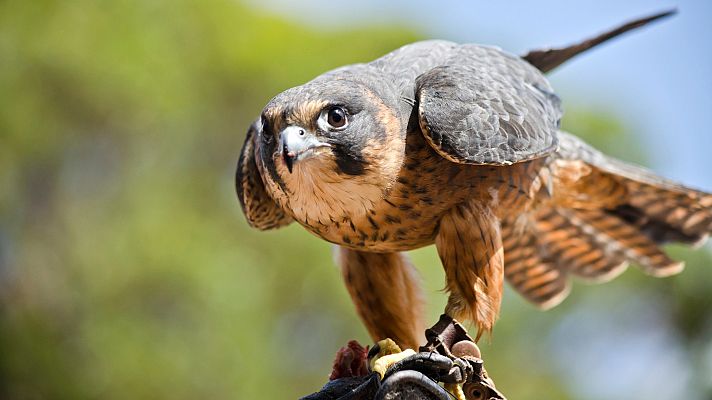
top-left (236, 10), bottom-right (711, 350)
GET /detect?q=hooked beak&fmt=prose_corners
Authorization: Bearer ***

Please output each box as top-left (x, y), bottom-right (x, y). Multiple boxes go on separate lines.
top-left (279, 126), bottom-right (330, 173)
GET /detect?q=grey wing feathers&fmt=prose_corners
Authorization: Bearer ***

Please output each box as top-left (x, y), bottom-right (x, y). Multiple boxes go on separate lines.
top-left (236, 121), bottom-right (293, 230)
top-left (371, 40), bottom-right (457, 94)
top-left (416, 45), bottom-right (562, 165)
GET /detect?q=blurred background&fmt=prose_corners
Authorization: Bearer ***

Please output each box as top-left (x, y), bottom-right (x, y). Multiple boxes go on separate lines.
top-left (1, 0), bottom-right (711, 399)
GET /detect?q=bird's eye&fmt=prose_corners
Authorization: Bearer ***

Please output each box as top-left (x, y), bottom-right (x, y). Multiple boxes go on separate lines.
top-left (325, 106), bottom-right (348, 129)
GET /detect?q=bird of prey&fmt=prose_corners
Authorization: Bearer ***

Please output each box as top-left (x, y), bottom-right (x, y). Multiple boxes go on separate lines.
top-left (236, 10), bottom-right (712, 350)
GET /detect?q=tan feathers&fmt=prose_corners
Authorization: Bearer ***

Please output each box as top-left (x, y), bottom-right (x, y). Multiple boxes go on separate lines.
top-left (437, 204), bottom-right (504, 339)
top-left (335, 248), bottom-right (425, 351)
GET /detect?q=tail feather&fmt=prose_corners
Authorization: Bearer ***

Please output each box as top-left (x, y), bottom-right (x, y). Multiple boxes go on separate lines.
top-left (523, 9), bottom-right (676, 73)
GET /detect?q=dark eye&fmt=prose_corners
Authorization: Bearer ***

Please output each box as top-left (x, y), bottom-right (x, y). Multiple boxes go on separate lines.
top-left (326, 107), bottom-right (348, 129)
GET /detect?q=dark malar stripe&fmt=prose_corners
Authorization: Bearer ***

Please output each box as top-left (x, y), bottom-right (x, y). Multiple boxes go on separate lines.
top-left (332, 143), bottom-right (367, 176)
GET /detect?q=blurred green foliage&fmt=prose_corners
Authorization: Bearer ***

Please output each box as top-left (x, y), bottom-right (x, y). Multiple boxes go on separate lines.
top-left (0, 1), bottom-right (710, 399)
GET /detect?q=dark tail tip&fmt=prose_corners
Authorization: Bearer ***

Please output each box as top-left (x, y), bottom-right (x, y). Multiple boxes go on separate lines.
top-left (523, 8), bottom-right (678, 73)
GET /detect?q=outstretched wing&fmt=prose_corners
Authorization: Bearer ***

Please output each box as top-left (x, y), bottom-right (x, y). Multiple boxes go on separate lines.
top-left (235, 121), bottom-right (293, 230)
top-left (415, 45), bottom-right (561, 165)
top-left (503, 133), bottom-right (712, 310)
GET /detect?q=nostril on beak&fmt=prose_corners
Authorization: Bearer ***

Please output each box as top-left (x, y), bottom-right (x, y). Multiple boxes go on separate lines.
top-left (279, 126), bottom-right (313, 174)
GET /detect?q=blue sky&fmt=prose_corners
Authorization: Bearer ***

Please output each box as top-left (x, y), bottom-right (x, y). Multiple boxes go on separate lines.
top-left (248, 0), bottom-right (712, 191)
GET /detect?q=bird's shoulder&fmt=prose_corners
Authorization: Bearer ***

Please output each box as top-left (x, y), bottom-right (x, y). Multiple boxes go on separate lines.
top-left (368, 40), bottom-right (548, 85)
top-left (408, 43), bottom-right (561, 165)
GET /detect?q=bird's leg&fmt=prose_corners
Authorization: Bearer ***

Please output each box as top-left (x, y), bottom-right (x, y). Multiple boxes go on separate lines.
top-left (335, 247), bottom-right (425, 350)
top-left (435, 203), bottom-right (504, 341)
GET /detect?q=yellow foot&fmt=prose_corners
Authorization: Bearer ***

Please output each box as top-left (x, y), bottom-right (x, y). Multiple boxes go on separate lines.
top-left (368, 338), bottom-right (416, 379)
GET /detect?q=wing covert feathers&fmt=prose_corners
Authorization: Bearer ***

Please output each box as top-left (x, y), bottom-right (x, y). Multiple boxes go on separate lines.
top-left (416, 46), bottom-right (561, 165)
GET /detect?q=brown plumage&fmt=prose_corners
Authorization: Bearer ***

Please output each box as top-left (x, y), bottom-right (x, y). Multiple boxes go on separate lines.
top-left (236, 10), bottom-right (710, 348)
top-left (336, 249), bottom-right (425, 350)
top-left (437, 204), bottom-right (504, 340)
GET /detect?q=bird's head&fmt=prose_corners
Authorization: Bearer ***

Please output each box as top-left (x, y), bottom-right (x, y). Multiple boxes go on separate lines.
top-left (252, 67), bottom-right (407, 223)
